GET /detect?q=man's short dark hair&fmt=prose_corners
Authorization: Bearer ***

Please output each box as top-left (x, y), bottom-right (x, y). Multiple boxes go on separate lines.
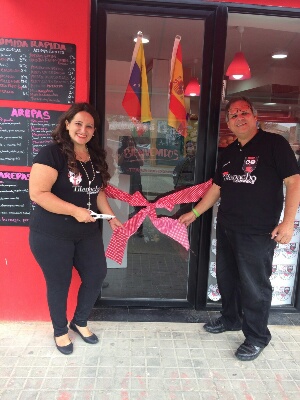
top-left (225, 96), bottom-right (257, 122)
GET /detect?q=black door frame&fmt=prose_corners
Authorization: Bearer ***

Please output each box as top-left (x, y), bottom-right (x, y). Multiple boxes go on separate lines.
top-left (90, 0), bottom-right (228, 309)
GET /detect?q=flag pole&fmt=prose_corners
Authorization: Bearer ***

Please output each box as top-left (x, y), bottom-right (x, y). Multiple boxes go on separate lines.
top-left (169, 35), bottom-right (181, 99)
top-left (129, 31), bottom-right (143, 75)
top-left (168, 35), bottom-right (187, 136)
top-left (122, 30), bottom-right (152, 135)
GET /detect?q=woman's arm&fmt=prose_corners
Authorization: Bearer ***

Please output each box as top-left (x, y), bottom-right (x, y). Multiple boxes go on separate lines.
top-left (97, 190), bottom-right (123, 230)
top-left (29, 163), bottom-right (94, 223)
top-left (135, 148), bottom-right (144, 166)
top-left (117, 149), bottom-right (125, 166)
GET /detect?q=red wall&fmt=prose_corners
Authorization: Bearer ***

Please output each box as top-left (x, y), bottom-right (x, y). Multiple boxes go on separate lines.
top-left (0, 0), bottom-right (91, 320)
top-left (0, 0), bottom-right (298, 321)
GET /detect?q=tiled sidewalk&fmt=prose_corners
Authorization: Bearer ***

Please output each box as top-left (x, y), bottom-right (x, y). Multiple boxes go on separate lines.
top-left (0, 321), bottom-right (299, 399)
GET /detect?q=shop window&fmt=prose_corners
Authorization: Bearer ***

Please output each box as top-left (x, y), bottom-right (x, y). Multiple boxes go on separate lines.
top-left (207, 13), bottom-right (300, 307)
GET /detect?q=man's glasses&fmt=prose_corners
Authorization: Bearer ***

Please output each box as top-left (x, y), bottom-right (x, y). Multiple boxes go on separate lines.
top-left (227, 107), bottom-right (253, 120)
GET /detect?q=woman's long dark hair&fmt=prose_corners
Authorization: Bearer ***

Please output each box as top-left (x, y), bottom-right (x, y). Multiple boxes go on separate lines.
top-left (119, 135), bottom-right (138, 151)
top-left (52, 103), bottom-right (110, 187)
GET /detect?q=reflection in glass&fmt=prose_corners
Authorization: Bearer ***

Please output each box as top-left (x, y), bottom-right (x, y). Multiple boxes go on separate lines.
top-left (101, 13), bottom-right (204, 300)
top-left (207, 13), bottom-right (300, 307)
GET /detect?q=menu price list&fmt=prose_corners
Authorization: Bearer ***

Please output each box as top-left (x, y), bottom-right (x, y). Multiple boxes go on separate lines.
top-left (0, 107), bottom-right (62, 166)
top-left (0, 169), bottom-right (31, 226)
top-left (0, 38), bottom-right (75, 103)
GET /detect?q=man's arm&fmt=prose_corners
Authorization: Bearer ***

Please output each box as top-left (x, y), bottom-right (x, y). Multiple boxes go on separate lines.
top-left (178, 183), bottom-right (221, 227)
top-left (271, 174), bottom-right (300, 243)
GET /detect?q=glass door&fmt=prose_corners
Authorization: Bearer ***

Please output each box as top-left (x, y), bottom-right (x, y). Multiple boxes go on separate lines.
top-left (102, 13), bottom-right (204, 301)
top-left (92, 1), bottom-right (228, 307)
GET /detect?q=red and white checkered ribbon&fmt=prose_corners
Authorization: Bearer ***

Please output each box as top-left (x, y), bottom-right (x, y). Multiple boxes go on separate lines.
top-left (105, 179), bottom-right (212, 264)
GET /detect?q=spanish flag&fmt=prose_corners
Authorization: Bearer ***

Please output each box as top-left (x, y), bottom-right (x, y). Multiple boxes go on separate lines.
top-left (168, 36), bottom-right (187, 137)
top-left (122, 31), bottom-right (152, 136)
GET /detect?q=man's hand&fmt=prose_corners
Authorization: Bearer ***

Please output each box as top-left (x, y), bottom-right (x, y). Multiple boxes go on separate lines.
top-left (178, 211), bottom-right (196, 227)
top-left (271, 221), bottom-right (294, 244)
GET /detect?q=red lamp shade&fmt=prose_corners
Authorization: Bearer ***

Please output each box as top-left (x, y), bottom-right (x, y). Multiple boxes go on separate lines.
top-left (226, 51), bottom-right (251, 80)
top-left (184, 78), bottom-right (201, 96)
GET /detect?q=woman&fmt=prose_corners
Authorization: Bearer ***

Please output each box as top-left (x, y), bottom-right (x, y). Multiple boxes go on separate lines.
top-left (117, 135), bottom-right (144, 237)
top-left (29, 103), bottom-right (122, 355)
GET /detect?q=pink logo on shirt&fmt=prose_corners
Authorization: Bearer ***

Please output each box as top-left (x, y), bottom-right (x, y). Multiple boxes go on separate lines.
top-left (68, 170), bottom-right (82, 186)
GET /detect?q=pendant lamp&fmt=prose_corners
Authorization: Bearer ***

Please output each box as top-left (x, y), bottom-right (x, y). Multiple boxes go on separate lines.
top-left (185, 59), bottom-right (201, 96)
top-left (226, 27), bottom-right (251, 80)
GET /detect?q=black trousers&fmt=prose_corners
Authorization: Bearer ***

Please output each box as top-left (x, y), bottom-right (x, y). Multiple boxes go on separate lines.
top-left (129, 173), bottom-right (144, 233)
top-left (216, 223), bottom-right (276, 347)
top-left (29, 230), bottom-right (107, 337)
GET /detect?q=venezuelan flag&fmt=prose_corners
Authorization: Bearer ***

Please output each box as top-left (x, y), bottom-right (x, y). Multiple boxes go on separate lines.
top-left (168, 36), bottom-right (187, 137)
top-left (122, 32), bottom-right (152, 135)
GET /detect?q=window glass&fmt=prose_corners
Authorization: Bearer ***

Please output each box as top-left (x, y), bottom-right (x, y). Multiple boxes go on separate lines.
top-left (207, 13), bottom-right (300, 306)
top-left (102, 13), bottom-right (204, 299)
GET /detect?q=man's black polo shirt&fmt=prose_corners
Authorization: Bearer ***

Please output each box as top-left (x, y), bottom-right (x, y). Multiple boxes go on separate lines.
top-left (213, 129), bottom-right (299, 234)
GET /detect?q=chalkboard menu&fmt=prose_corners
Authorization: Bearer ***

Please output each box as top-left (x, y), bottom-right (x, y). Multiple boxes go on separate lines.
top-left (0, 38), bottom-right (76, 103)
top-left (0, 106), bottom-right (64, 226)
top-left (0, 168), bottom-right (31, 226)
top-left (0, 107), bottom-right (62, 166)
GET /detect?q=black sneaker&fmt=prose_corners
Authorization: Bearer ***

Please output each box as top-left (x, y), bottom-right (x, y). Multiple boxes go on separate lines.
top-left (235, 341), bottom-right (263, 361)
top-left (203, 317), bottom-right (241, 334)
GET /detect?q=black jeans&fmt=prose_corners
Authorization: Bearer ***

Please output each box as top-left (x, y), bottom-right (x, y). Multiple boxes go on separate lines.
top-left (29, 230), bottom-right (107, 337)
top-left (216, 223), bottom-right (276, 347)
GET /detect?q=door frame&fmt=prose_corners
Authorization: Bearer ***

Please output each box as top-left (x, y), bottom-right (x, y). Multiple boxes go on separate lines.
top-left (90, 0), bottom-right (228, 309)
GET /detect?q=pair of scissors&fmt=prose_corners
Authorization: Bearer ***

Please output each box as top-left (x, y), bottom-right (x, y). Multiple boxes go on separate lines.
top-left (89, 211), bottom-right (116, 220)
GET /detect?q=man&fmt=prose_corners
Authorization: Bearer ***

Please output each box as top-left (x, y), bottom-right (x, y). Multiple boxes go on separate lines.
top-left (173, 140), bottom-right (196, 189)
top-left (179, 96), bottom-right (300, 361)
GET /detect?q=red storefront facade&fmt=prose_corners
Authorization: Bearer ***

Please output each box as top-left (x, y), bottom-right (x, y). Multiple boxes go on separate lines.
top-left (1, 0), bottom-right (299, 321)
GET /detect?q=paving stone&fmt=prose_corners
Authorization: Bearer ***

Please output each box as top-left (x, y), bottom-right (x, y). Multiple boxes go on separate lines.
top-left (0, 322), bottom-right (299, 399)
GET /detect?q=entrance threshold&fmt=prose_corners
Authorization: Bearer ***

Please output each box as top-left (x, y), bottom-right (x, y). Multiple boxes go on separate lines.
top-left (90, 307), bottom-right (300, 324)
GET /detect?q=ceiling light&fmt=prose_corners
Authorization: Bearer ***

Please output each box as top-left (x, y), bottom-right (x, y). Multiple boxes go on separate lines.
top-left (133, 36), bottom-right (149, 44)
top-left (185, 78), bottom-right (201, 96)
top-left (272, 52), bottom-right (287, 59)
top-left (184, 59), bottom-right (201, 97)
top-left (226, 52), bottom-right (251, 80)
top-left (226, 27), bottom-right (251, 81)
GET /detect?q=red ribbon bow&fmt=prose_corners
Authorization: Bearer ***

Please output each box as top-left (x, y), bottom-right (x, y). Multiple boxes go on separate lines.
top-left (105, 179), bottom-right (212, 264)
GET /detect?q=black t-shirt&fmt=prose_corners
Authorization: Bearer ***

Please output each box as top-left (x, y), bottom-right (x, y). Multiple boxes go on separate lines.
top-left (29, 143), bottom-right (103, 238)
top-left (213, 129), bottom-right (299, 234)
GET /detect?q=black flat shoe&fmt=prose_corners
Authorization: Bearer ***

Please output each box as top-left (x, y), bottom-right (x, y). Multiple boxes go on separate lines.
top-left (235, 341), bottom-right (264, 361)
top-left (54, 337), bottom-right (73, 355)
top-left (203, 317), bottom-right (241, 334)
top-left (69, 322), bottom-right (99, 344)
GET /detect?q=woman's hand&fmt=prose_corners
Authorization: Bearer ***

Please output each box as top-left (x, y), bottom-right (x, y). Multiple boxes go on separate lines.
top-left (72, 207), bottom-right (97, 223)
top-left (178, 211), bottom-right (196, 227)
top-left (108, 217), bottom-right (123, 231)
